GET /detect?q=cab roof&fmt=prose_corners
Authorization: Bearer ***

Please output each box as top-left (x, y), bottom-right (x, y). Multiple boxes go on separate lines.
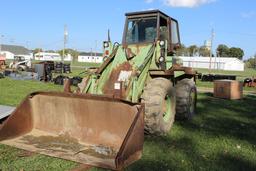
top-left (125, 10), bottom-right (170, 18)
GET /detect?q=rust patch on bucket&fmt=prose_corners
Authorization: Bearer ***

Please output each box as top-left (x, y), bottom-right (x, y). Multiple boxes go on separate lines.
top-left (20, 133), bottom-right (118, 159)
top-left (21, 133), bottom-right (84, 152)
top-left (76, 145), bottom-right (117, 159)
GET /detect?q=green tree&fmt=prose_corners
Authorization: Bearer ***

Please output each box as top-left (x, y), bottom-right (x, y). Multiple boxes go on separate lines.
top-left (57, 48), bottom-right (79, 61)
top-left (228, 47), bottom-right (244, 60)
top-left (57, 49), bottom-right (69, 56)
top-left (245, 55), bottom-right (256, 68)
top-left (45, 50), bottom-right (55, 53)
top-left (217, 44), bottom-right (230, 57)
top-left (176, 44), bottom-right (188, 56)
top-left (67, 49), bottom-right (79, 61)
top-left (188, 45), bottom-right (198, 56)
top-left (199, 46), bottom-right (210, 57)
top-left (32, 48), bottom-right (43, 55)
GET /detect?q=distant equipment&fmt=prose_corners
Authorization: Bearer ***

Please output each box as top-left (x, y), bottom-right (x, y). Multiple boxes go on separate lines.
top-left (0, 55), bottom-right (6, 70)
top-left (243, 77), bottom-right (256, 87)
top-left (63, 63), bottom-right (71, 73)
top-left (201, 74), bottom-right (236, 82)
top-left (53, 75), bottom-right (82, 86)
top-left (53, 75), bottom-right (69, 85)
top-left (34, 61), bottom-right (55, 82)
top-left (54, 62), bottom-right (71, 74)
top-left (9, 56), bottom-right (32, 71)
top-left (55, 62), bottom-right (63, 73)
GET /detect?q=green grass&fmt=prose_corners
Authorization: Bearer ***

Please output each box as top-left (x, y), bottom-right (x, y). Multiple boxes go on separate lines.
top-left (0, 78), bottom-right (256, 171)
top-left (129, 94), bottom-right (256, 171)
top-left (0, 78), bottom-right (63, 106)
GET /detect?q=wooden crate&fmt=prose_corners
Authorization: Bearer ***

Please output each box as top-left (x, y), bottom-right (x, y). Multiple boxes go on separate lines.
top-left (214, 80), bottom-right (243, 100)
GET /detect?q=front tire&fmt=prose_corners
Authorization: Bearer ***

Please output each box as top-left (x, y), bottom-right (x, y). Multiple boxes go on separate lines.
top-left (142, 78), bottom-right (176, 135)
top-left (175, 78), bottom-right (197, 120)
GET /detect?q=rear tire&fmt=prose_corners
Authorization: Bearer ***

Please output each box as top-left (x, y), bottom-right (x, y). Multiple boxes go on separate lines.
top-left (17, 66), bottom-right (24, 71)
top-left (175, 78), bottom-right (197, 120)
top-left (142, 78), bottom-right (176, 135)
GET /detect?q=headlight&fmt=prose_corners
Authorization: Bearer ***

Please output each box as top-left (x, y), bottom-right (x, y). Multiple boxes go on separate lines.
top-left (103, 56), bottom-right (108, 61)
top-left (159, 56), bottom-right (165, 62)
top-left (103, 42), bottom-right (109, 48)
top-left (159, 40), bottom-right (165, 47)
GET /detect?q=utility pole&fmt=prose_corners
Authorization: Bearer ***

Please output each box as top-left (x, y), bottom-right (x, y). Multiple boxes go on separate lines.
top-left (95, 40), bottom-right (97, 57)
top-left (62, 25), bottom-right (68, 63)
top-left (107, 29), bottom-right (111, 42)
top-left (209, 28), bottom-right (214, 73)
top-left (26, 41), bottom-right (30, 49)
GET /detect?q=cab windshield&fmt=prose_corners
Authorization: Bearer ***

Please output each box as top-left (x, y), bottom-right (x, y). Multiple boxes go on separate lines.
top-left (125, 17), bottom-right (157, 44)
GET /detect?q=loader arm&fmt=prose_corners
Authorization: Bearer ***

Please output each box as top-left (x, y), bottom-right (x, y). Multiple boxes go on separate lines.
top-left (82, 43), bottom-right (156, 103)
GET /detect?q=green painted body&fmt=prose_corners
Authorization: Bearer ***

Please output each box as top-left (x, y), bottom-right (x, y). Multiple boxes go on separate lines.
top-left (82, 41), bottom-right (173, 103)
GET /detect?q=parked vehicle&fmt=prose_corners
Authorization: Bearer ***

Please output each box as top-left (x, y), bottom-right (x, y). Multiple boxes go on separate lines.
top-left (9, 56), bottom-right (32, 71)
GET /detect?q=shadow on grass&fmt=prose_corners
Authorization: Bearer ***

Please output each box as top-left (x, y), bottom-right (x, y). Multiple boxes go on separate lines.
top-left (127, 136), bottom-right (197, 171)
top-left (216, 153), bottom-right (256, 171)
top-left (180, 93), bottom-right (256, 144)
top-left (128, 93), bottom-right (256, 171)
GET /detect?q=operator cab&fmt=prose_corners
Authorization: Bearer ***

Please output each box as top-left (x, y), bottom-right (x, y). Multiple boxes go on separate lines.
top-left (123, 10), bottom-right (180, 54)
top-left (14, 56), bottom-right (26, 62)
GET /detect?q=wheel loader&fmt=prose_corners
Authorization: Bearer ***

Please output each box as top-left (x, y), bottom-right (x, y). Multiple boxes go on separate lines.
top-left (0, 10), bottom-right (197, 170)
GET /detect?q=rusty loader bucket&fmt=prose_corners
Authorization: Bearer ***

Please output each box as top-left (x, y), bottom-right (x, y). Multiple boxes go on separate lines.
top-left (0, 92), bottom-right (144, 170)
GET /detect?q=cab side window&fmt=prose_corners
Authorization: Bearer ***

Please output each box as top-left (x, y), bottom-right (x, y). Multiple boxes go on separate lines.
top-left (171, 20), bottom-right (179, 44)
top-left (159, 16), bottom-right (168, 40)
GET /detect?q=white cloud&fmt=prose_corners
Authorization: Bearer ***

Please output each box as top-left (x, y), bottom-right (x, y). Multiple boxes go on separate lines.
top-left (164, 0), bottom-right (215, 8)
top-left (145, 0), bottom-right (154, 3)
top-left (142, 8), bottom-right (157, 11)
top-left (241, 11), bottom-right (256, 19)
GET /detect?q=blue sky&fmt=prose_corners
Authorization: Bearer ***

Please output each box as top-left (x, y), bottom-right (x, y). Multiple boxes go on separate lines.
top-left (0, 0), bottom-right (255, 59)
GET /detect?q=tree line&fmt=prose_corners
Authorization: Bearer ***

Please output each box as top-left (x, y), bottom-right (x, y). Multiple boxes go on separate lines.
top-left (33, 44), bottom-right (244, 60)
top-left (245, 55), bottom-right (256, 69)
top-left (176, 44), bottom-right (244, 60)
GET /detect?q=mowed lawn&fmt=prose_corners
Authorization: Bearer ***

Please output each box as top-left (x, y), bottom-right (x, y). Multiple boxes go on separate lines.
top-left (0, 73), bottom-right (256, 170)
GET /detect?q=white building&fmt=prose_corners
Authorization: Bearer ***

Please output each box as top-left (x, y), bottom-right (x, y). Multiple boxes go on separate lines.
top-left (63, 54), bottom-right (72, 61)
top-left (78, 52), bottom-right (103, 63)
top-left (179, 56), bottom-right (244, 71)
top-left (0, 44), bottom-right (32, 59)
top-left (34, 52), bottom-right (72, 61)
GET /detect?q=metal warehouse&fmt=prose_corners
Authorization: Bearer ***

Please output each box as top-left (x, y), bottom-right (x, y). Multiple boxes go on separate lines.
top-left (179, 56), bottom-right (245, 71)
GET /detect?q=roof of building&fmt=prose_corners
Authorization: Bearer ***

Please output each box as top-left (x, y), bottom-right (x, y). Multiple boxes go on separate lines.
top-left (79, 52), bottom-right (103, 56)
top-left (1, 44), bottom-right (30, 55)
top-left (179, 56), bottom-right (244, 64)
